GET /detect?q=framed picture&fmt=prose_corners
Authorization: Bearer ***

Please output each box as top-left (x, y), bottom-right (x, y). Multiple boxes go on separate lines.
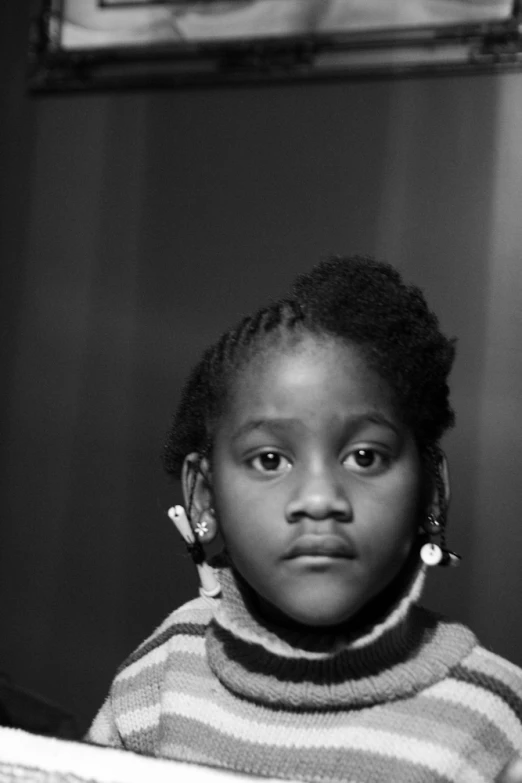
top-left (28, 0), bottom-right (522, 91)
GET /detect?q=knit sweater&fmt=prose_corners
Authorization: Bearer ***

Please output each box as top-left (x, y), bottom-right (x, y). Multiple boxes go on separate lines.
top-left (87, 563), bottom-right (522, 783)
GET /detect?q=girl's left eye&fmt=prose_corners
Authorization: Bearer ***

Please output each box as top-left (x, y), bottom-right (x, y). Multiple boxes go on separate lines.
top-left (343, 448), bottom-right (388, 473)
top-left (250, 452), bottom-right (291, 474)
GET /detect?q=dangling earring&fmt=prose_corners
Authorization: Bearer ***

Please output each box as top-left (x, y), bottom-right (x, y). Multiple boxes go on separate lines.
top-left (194, 508), bottom-right (217, 542)
top-left (167, 506), bottom-right (221, 597)
top-left (420, 512), bottom-right (461, 568)
top-left (420, 446), bottom-right (461, 568)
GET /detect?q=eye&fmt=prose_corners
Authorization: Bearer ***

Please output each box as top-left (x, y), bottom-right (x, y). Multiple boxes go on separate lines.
top-left (343, 448), bottom-right (388, 473)
top-left (250, 451), bottom-right (291, 475)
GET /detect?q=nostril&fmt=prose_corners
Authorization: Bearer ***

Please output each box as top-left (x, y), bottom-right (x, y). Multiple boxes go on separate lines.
top-left (286, 492), bottom-right (352, 523)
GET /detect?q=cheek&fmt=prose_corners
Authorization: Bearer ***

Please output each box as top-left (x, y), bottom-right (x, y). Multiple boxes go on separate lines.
top-left (213, 481), bottom-right (256, 549)
top-left (390, 489), bottom-right (423, 549)
top-left (215, 489), bottom-right (282, 574)
top-left (218, 503), bottom-right (273, 555)
top-left (391, 490), bottom-right (423, 560)
top-left (214, 466), bottom-right (275, 526)
top-left (360, 474), bottom-right (422, 552)
top-left (390, 461), bottom-right (424, 514)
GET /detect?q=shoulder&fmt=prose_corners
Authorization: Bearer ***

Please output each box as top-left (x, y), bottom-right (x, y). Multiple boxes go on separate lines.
top-left (459, 645), bottom-right (522, 748)
top-left (88, 595), bottom-right (219, 750)
top-left (430, 642), bottom-right (522, 745)
top-left (457, 644), bottom-right (522, 701)
top-left (116, 594), bottom-right (217, 678)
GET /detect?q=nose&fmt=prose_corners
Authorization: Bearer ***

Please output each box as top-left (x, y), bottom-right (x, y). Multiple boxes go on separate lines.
top-left (285, 467), bottom-right (352, 523)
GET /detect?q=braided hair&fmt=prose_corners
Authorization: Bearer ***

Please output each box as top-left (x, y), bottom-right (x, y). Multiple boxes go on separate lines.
top-left (163, 256), bottom-right (456, 478)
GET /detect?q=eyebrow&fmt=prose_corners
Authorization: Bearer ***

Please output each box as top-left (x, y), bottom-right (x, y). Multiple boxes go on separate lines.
top-left (231, 413), bottom-right (400, 442)
top-left (231, 418), bottom-right (298, 442)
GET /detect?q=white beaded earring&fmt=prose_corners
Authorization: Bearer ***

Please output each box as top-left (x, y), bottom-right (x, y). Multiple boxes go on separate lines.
top-left (420, 513), bottom-right (460, 568)
top-left (167, 505), bottom-right (221, 597)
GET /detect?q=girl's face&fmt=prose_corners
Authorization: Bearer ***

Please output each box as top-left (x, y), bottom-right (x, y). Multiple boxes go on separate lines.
top-left (209, 336), bottom-right (426, 628)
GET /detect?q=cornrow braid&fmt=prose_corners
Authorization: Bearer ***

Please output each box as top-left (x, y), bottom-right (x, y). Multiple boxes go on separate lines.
top-left (163, 256), bottom-right (456, 480)
top-left (423, 444), bottom-right (450, 549)
top-left (163, 298), bottom-right (304, 478)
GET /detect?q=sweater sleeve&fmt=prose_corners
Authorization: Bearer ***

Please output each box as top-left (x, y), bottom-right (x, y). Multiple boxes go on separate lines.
top-left (85, 694), bottom-right (123, 748)
top-left (84, 596), bottom-right (216, 752)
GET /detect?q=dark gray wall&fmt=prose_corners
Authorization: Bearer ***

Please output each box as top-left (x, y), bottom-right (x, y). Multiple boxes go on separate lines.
top-left (2, 3), bottom-right (522, 734)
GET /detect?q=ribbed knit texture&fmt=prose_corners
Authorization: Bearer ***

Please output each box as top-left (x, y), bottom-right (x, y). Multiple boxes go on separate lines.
top-left (87, 564), bottom-right (522, 782)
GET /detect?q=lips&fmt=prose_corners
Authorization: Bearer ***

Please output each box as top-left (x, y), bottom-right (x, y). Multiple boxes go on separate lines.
top-left (284, 534), bottom-right (355, 560)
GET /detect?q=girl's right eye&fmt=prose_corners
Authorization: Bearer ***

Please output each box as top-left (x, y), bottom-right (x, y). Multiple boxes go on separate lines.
top-left (249, 451), bottom-right (291, 475)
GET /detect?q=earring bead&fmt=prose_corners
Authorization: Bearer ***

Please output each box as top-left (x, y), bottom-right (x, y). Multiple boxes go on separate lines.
top-left (420, 542), bottom-right (444, 566)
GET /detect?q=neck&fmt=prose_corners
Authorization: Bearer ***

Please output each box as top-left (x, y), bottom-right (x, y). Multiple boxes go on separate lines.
top-left (205, 554), bottom-right (476, 710)
top-left (219, 547), bottom-right (424, 653)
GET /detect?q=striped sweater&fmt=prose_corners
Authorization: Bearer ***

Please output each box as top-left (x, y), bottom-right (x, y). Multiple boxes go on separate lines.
top-left (87, 565), bottom-right (522, 782)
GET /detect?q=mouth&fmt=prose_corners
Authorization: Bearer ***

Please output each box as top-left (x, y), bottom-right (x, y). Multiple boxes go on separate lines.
top-left (284, 534), bottom-right (356, 560)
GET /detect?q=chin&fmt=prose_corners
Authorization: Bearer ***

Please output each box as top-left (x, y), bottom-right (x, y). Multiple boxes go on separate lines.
top-left (281, 600), bottom-right (360, 629)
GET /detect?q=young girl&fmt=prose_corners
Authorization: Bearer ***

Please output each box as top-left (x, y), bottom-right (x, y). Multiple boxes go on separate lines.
top-left (87, 256), bottom-right (522, 782)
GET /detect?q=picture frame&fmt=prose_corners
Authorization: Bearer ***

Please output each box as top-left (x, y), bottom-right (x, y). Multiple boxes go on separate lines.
top-left (28, 0), bottom-right (522, 92)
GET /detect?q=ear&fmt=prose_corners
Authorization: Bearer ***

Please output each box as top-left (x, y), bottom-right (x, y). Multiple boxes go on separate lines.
top-left (427, 450), bottom-right (451, 519)
top-left (181, 452), bottom-right (213, 521)
top-left (181, 453), bottom-right (217, 544)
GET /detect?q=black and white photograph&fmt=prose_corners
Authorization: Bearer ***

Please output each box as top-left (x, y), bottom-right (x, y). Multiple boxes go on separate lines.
top-left (2, 1), bottom-right (522, 781)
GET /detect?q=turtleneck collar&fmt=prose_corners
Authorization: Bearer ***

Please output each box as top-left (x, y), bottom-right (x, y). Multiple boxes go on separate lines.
top-left (205, 557), bottom-right (476, 710)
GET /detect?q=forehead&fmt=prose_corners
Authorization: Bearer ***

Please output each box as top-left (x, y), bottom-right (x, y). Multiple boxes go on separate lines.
top-left (222, 335), bottom-right (400, 430)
